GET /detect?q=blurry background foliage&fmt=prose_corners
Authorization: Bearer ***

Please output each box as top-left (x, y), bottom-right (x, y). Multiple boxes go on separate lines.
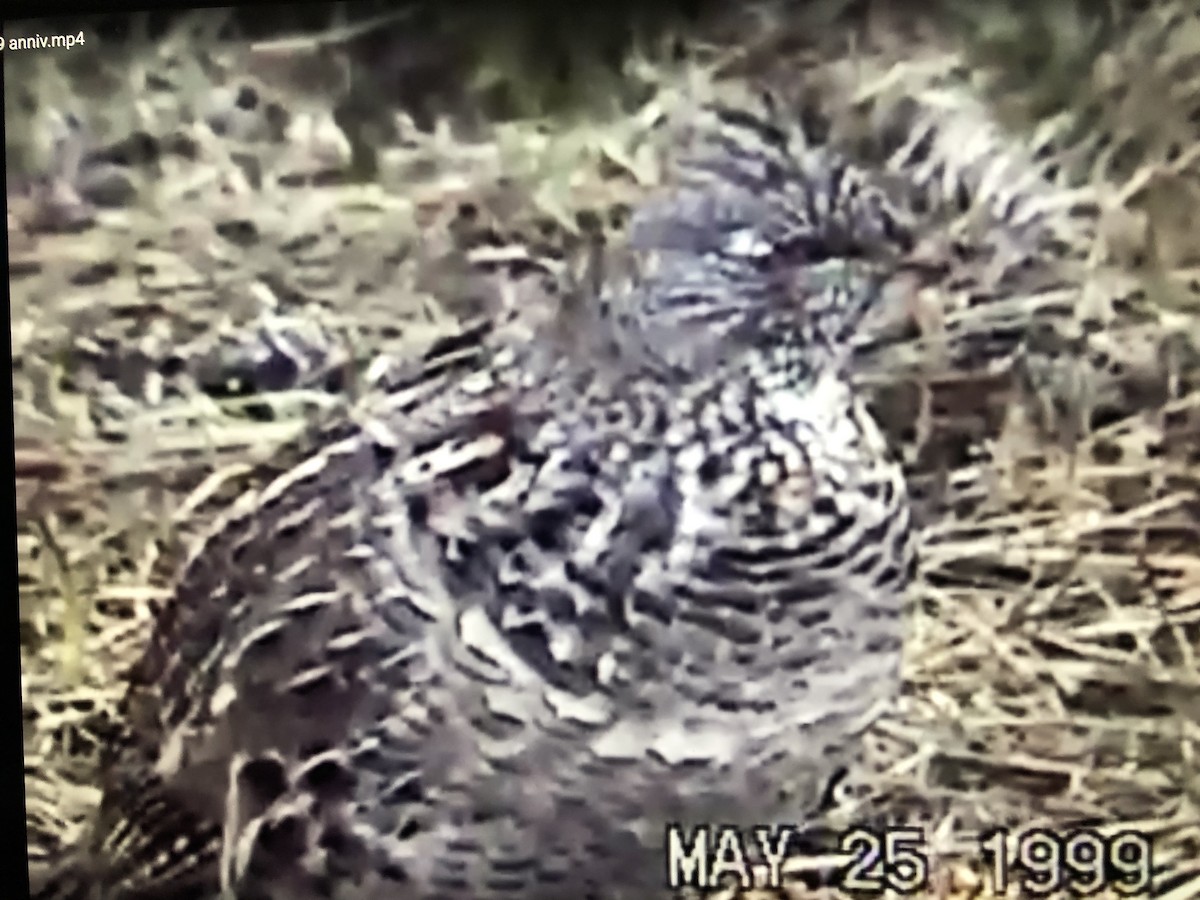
top-left (5, 0), bottom-right (1165, 178)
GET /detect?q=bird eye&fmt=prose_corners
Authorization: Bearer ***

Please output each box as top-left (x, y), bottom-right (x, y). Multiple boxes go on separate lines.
top-left (723, 228), bottom-right (772, 259)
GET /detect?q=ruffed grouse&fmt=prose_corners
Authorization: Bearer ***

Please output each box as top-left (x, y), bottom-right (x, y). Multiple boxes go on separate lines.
top-left (33, 100), bottom-right (917, 900)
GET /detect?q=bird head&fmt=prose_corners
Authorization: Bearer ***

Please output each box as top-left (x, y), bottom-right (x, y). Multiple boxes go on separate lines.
top-left (598, 191), bottom-right (905, 381)
top-left (579, 99), bottom-right (923, 378)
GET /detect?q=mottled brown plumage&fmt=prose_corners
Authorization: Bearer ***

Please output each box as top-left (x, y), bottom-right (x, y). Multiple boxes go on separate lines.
top-left (36, 99), bottom-right (916, 900)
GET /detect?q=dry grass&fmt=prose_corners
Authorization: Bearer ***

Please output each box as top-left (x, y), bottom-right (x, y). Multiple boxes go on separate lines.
top-left (10, 2), bottom-right (1200, 898)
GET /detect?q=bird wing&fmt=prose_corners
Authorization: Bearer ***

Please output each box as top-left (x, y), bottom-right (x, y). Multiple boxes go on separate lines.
top-left (40, 314), bottom-right (520, 900)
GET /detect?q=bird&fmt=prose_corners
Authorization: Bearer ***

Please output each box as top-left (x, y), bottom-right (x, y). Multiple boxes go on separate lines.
top-left (32, 96), bottom-right (917, 900)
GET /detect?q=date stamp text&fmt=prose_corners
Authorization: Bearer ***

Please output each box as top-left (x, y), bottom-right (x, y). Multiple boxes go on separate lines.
top-left (665, 823), bottom-right (1154, 895)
